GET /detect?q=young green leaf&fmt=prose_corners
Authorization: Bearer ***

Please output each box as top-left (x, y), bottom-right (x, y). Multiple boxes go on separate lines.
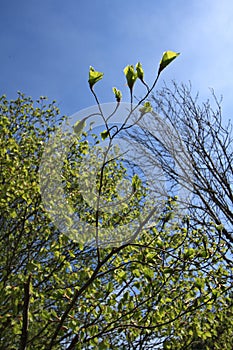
top-left (123, 65), bottom-right (138, 91)
top-left (100, 130), bottom-right (109, 140)
top-left (158, 51), bottom-right (180, 75)
top-left (136, 62), bottom-right (144, 81)
top-left (73, 118), bottom-right (87, 135)
top-left (88, 66), bottom-right (104, 89)
top-left (139, 101), bottom-right (153, 116)
top-left (132, 174), bottom-right (140, 192)
top-left (112, 87), bottom-right (122, 102)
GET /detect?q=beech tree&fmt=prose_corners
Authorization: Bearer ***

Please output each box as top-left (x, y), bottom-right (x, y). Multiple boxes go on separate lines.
top-left (0, 52), bottom-right (232, 350)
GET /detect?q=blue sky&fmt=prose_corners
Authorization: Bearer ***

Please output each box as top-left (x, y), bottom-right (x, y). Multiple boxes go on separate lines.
top-left (1, 0), bottom-right (233, 118)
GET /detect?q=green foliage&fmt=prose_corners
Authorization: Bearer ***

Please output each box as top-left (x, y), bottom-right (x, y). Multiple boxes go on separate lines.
top-left (139, 101), bottom-right (153, 115)
top-left (73, 119), bottom-right (87, 135)
top-left (88, 66), bottom-right (104, 89)
top-left (0, 52), bottom-right (232, 350)
top-left (112, 87), bottom-right (122, 102)
top-left (100, 129), bottom-right (109, 140)
top-left (158, 50), bottom-right (180, 75)
top-left (123, 65), bottom-right (138, 92)
top-left (135, 62), bottom-right (144, 81)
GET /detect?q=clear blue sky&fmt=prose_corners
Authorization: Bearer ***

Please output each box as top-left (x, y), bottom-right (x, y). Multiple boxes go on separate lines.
top-left (1, 0), bottom-right (233, 118)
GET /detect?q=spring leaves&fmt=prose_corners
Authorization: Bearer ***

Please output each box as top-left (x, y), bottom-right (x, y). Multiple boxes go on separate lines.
top-left (88, 51), bottom-right (180, 102)
top-left (88, 66), bottom-right (104, 90)
top-left (158, 50), bottom-right (180, 75)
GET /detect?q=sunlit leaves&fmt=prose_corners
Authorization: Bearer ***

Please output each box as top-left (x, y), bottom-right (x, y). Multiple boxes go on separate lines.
top-left (1, 50), bottom-right (232, 349)
top-left (100, 129), bottom-right (109, 140)
top-left (88, 66), bottom-right (104, 89)
top-left (158, 50), bottom-right (180, 75)
top-left (87, 51), bottom-right (179, 105)
top-left (112, 87), bottom-right (122, 102)
top-left (73, 118), bottom-right (87, 135)
top-left (123, 64), bottom-right (138, 92)
top-left (135, 61), bottom-right (144, 81)
top-left (139, 101), bottom-right (153, 116)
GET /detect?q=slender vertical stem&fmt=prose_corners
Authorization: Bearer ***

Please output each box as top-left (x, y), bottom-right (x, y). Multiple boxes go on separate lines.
top-left (19, 274), bottom-right (32, 350)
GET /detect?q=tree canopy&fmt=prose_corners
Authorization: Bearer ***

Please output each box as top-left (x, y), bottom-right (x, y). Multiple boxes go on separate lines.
top-left (0, 52), bottom-right (232, 349)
